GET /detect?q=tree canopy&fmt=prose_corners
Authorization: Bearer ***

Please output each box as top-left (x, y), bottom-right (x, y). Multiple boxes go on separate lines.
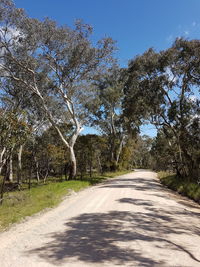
top-left (124, 38), bottom-right (200, 179)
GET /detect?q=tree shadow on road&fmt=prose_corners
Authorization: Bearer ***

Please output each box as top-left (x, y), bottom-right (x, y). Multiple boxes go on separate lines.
top-left (26, 207), bottom-right (200, 266)
top-left (26, 211), bottom-right (165, 266)
top-left (118, 197), bottom-right (154, 207)
top-left (26, 173), bottom-right (200, 266)
top-left (100, 177), bottom-right (165, 192)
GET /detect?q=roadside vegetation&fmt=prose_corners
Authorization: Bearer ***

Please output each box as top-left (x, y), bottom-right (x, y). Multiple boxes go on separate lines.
top-left (0, 170), bottom-right (129, 231)
top-left (158, 172), bottom-right (200, 203)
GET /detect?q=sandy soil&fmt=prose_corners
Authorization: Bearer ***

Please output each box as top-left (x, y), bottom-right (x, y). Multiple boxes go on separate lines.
top-left (0, 170), bottom-right (200, 267)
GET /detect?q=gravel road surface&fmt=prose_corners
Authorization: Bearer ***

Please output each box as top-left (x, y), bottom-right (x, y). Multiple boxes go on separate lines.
top-left (0, 170), bottom-right (200, 267)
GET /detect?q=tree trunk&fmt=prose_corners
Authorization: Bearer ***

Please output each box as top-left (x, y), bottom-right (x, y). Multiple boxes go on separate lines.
top-left (28, 159), bottom-right (33, 190)
top-left (0, 174), bottom-right (6, 205)
top-left (89, 153), bottom-right (92, 178)
top-left (97, 154), bottom-right (103, 174)
top-left (68, 146), bottom-right (76, 179)
top-left (116, 135), bottom-right (125, 164)
top-left (0, 147), bottom-right (6, 175)
top-left (8, 149), bottom-right (14, 182)
top-left (109, 135), bottom-right (117, 171)
top-left (43, 161), bottom-right (49, 183)
top-left (17, 144), bottom-right (23, 184)
top-left (34, 156), bottom-right (40, 182)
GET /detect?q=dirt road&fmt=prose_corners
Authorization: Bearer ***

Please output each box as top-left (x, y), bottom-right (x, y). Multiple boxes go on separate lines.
top-left (0, 170), bottom-right (200, 267)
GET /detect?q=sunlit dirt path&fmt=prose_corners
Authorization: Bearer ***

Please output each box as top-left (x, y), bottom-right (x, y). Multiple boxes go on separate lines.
top-left (0, 170), bottom-right (200, 267)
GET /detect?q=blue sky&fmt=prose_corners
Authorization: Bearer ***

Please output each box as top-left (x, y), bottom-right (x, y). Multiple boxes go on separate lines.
top-left (13, 0), bottom-right (200, 136)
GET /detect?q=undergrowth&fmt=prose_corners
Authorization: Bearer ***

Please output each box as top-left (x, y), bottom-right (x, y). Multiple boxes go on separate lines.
top-left (158, 171), bottom-right (200, 204)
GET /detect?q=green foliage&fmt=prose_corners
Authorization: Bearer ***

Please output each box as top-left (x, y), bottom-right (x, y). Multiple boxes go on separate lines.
top-left (0, 110), bottom-right (31, 148)
top-left (158, 172), bottom-right (200, 203)
top-left (0, 0), bottom-right (116, 179)
top-left (86, 66), bottom-right (136, 171)
top-left (131, 135), bottom-right (153, 169)
top-left (124, 39), bottom-right (200, 180)
top-left (75, 134), bottom-right (105, 176)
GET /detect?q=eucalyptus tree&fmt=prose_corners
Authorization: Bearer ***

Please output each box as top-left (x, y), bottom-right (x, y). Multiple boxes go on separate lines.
top-left (1, 83), bottom-right (29, 183)
top-left (87, 66), bottom-right (128, 170)
top-left (124, 39), bottom-right (200, 179)
top-left (0, 0), bottom-right (115, 178)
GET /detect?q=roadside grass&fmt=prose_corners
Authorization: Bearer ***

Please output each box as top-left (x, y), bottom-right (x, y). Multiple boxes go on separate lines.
top-left (158, 171), bottom-right (200, 203)
top-left (0, 170), bottom-right (130, 231)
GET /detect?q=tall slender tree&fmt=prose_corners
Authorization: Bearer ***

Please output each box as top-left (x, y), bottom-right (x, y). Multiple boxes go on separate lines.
top-left (0, 1), bottom-right (115, 178)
